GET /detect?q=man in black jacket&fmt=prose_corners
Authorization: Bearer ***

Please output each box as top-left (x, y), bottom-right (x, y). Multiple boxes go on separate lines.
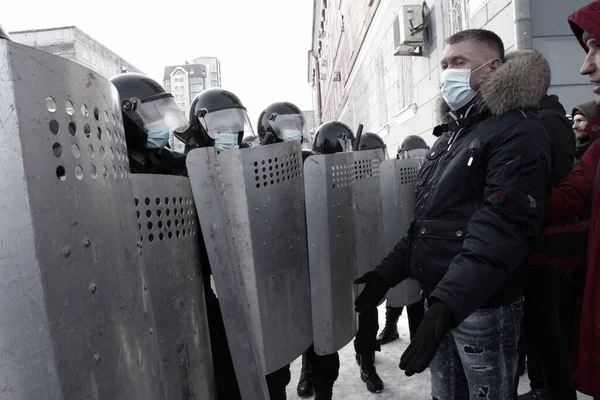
top-left (519, 95), bottom-right (577, 400)
top-left (354, 29), bottom-right (551, 398)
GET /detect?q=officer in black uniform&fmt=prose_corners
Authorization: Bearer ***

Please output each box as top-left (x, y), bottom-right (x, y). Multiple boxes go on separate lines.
top-left (111, 73), bottom-right (189, 175)
top-left (176, 89), bottom-right (291, 400)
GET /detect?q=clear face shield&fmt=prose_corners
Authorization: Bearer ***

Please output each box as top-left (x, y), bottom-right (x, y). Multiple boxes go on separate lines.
top-left (267, 113), bottom-right (309, 143)
top-left (122, 94), bottom-right (188, 145)
top-left (201, 108), bottom-right (255, 153)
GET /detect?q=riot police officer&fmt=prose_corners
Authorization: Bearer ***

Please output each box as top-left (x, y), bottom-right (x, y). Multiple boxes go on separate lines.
top-left (111, 73), bottom-right (189, 175)
top-left (176, 89), bottom-right (293, 400)
top-left (353, 131), bottom-right (386, 394)
top-left (377, 134), bottom-right (429, 346)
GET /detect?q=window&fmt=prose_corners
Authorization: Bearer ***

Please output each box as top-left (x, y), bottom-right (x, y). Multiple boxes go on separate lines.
top-left (92, 54), bottom-right (97, 65)
top-left (445, 0), bottom-right (468, 36)
top-left (190, 77), bottom-right (203, 84)
top-left (376, 56), bottom-right (388, 127)
top-left (398, 56), bottom-right (414, 108)
top-left (212, 80), bottom-right (219, 87)
top-left (82, 49), bottom-right (89, 60)
top-left (211, 72), bottom-right (218, 79)
top-left (190, 84), bottom-right (204, 91)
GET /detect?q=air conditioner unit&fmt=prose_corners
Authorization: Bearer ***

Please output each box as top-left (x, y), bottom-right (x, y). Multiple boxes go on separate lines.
top-left (394, 4), bottom-right (427, 57)
top-left (332, 71), bottom-right (341, 81)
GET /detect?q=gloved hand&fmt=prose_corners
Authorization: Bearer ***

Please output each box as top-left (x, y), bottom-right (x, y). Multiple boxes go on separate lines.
top-left (399, 300), bottom-right (454, 376)
top-left (354, 271), bottom-right (390, 313)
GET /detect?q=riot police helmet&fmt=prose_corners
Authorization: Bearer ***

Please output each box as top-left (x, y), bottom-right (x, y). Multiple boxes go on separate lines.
top-left (257, 102), bottom-right (309, 145)
top-left (110, 73), bottom-right (187, 152)
top-left (397, 135), bottom-right (430, 159)
top-left (358, 132), bottom-right (388, 160)
top-left (312, 121), bottom-right (355, 154)
top-left (175, 88), bottom-right (254, 152)
top-left (0, 25), bottom-right (11, 41)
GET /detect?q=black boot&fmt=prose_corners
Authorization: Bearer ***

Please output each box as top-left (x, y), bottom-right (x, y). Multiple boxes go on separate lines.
top-left (357, 352), bottom-right (384, 393)
top-left (297, 354), bottom-right (314, 398)
top-left (377, 306), bottom-right (402, 345)
top-left (313, 381), bottom-right (333, 400)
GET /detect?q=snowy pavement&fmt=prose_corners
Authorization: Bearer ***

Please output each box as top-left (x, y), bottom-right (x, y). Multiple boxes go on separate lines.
top-left (285, 304), bottom-right (592, 399)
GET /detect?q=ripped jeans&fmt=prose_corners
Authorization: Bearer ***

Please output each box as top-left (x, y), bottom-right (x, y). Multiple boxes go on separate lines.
top-left (430, 298), bottom-right (523, 400)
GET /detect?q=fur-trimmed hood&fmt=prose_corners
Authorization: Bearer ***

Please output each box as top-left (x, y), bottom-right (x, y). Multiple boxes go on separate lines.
top-left (437, 50), bottom-right (551, 123)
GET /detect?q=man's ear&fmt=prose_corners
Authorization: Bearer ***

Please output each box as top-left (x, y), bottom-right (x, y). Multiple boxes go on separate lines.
top-left (489, 58), bottom-right (503, 71)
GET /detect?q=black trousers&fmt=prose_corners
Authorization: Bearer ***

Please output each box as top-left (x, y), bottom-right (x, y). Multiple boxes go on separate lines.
top-left (304, 344), bottom-right (340, 392)
top-left (354, 306), bottom-right (380, 353)
top-left (523, 267), bottom-right (578, 400)
top-left (205, 288), bottom-right (291, 400)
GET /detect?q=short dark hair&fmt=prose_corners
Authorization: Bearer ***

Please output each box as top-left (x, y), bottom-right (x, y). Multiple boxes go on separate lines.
top-left (446, 29), bottom-right (505, 62)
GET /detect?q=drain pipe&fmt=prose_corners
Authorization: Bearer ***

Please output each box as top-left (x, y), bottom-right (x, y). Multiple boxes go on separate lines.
top-left (513, 0), bottom-right (532, 50)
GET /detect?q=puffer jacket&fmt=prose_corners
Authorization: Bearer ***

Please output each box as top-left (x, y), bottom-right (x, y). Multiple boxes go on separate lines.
top-left (376, 50), bottom-right (552, 324)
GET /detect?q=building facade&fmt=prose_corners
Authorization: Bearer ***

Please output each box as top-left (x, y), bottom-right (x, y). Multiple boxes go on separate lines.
top-left (163, 63), bottom-right (208, 112)
top-left (309, 0), bottom-right (590, 154)
top-left (10, 26), bottom-right (142, 79)
top-left (192, 57), bottom-right (222, 89)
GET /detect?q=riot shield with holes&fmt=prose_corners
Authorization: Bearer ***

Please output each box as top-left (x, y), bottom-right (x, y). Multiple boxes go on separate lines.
top-left (0, 40), bottom-right (165, 399)
top-left (187, 140), bottom-right (312, 387)
top-left (304, 153), bottom-right (358, 355)
top-left (380, 158), bottom-right (423, 307)
top-left (353, 150), bottom-right (386, 278)
top-left (132, 175), bottom-right (216, 400)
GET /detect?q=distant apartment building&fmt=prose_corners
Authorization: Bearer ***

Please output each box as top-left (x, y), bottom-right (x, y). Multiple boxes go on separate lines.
top-left (9, 26), bottom-right (142, 79)
top-left (163, 63), bottom-right (208, 113)
top-left (302, 110), bottom-right (317, 138)
top-left (193, 57), bottom-right (222, 89)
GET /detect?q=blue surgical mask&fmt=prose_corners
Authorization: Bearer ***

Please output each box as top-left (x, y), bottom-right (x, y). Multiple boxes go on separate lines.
top-left (281, 129), bottom-right (302, 142)
top-left (145, 120), bottom-right (170, 149)
top-left (215, 133), bottom-right (240, 153)
top-left (440, 59), bottom-right (498, 111)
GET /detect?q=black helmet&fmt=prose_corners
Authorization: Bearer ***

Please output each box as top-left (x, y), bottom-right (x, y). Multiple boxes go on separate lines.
top-left (257, 102), bottom-right (308, 145)
top-left (399, 135), bottom-right (428, 151)
top-left (312, 121), bottom-right (355, 154)
top-left (302, 149), bottom-right (313, 163)
top-left (358, 132), bottom-right (386, 151)
top-left (110, 73), bottom-right (187, 152)
top-left (175, 88), bottom-right (253, 152)
top-left (0, 25), bottom-right (11, 41)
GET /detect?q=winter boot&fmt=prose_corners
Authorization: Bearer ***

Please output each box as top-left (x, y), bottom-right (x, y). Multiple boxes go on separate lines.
top-left (377, 306), bottom-right (402, 345)
top-left (357, 351), bottom-right (384, 393)
top-left (517, 389), bottom-right (551, 400)
top-left (297, 354), bottom-right (314, 398)
top-left (313, 381), bottom-right (333, 400)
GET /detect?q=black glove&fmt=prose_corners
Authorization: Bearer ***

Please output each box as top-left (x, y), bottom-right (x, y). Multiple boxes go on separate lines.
top-left (354, 271), bottom-right (390, 313)
top-left (399, 300), bottom-right (454, 376)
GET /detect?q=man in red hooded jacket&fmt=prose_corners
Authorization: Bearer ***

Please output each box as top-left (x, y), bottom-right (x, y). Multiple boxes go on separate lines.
top-left (543, 1), bottom-right (600, 397)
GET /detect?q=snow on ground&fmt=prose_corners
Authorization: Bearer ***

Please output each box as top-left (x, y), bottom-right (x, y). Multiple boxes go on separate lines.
top-left (285, 304), bottom-right (592, 399)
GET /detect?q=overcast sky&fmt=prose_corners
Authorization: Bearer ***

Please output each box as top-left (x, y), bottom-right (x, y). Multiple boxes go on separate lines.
top-left (4, 0), bottom-right (314, 128)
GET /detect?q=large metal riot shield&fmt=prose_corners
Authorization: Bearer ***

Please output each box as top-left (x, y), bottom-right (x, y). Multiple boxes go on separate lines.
top-left (187, 140), bottom-right (312, 388)
top-left (0, 40), bottom-right (165, 399)
top-left (353, 150), bottom-right (385, 277)
top-left (132, 175), bottom-right (216, 400)
top-left (304, 153), bottom-right (358, 355)
top-left (380, 158), bottom-right (423, 307)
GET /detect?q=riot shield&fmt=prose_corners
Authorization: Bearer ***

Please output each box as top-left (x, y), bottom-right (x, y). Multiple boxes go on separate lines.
top-left (187, 140), bottom-right (312, 385)
top-left (132, 175), bottom-right (216, 400)
top-left (353, 150), bottom-right (385, 277)
top-left (304, 153), bottom-right (358, 355)
top-left (380, 158), bottom-right (423, 307)
top-left (0, 40), bottom-right (164, 399)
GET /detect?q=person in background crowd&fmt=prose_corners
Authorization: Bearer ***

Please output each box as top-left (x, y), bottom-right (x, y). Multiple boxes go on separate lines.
top-left (573, 100), bottom-right (598, 164)
top-left (540, 2), bottom-right (600, 398)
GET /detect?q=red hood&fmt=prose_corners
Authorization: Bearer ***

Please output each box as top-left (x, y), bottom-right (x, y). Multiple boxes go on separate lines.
top-left (569, 1), bottom-right (600, 50)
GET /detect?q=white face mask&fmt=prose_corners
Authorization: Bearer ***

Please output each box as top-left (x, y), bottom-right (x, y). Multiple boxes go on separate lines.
top-left (440, 59), bottom-right (498, 111)
top-left (281, 129), bottom-right (303, 142)
top-left (145, 120), bottom-right (171, 149)
top-left (215, 133), bottom-right (239, 153)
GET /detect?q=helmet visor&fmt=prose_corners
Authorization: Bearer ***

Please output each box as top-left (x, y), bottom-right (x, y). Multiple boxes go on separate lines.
top-left (125, 95), bottom-right (188, 136)
top-left (267, 113), bottom-right (309, 143)
top-left (203, 108), bottom-right (254, 139)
